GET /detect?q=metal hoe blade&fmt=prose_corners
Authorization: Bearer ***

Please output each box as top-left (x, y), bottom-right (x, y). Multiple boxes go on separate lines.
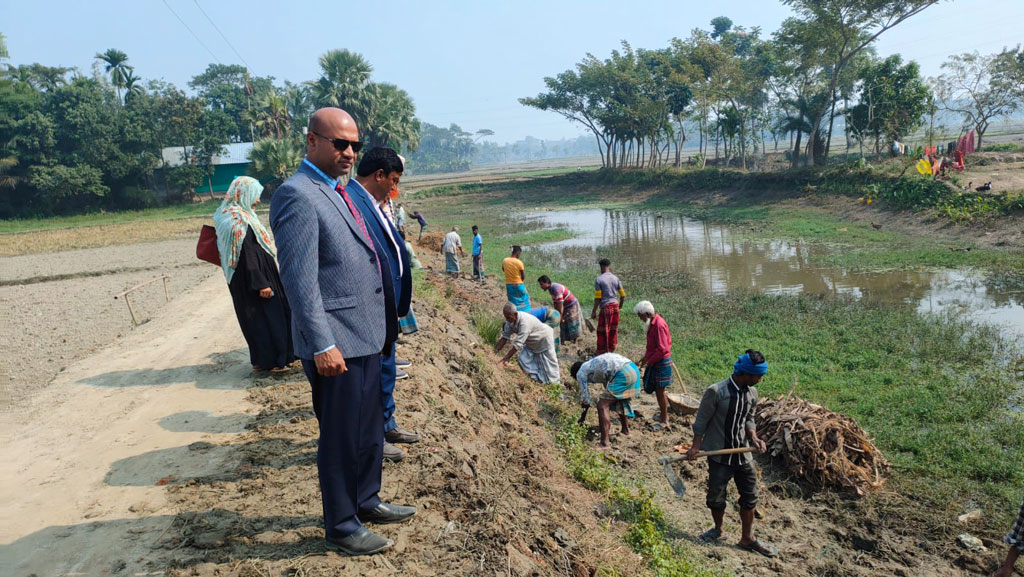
top-left (658, 456), bottom-right (686, 498)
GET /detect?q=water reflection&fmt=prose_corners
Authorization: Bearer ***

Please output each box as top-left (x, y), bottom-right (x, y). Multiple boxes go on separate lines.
top-left (528, 209), bottom-right (1024, 337)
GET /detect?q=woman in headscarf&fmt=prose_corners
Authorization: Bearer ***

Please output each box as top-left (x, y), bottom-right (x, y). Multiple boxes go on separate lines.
top-left (214, 176), bottom-right (295, 372)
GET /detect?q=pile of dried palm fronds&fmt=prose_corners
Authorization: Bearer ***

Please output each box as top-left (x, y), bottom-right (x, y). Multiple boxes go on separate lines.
top-left (755, 394), bottom-right (890, 495)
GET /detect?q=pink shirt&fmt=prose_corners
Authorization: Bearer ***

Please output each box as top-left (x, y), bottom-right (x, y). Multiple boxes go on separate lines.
top-left (643, 314), bottom-right (672, 365)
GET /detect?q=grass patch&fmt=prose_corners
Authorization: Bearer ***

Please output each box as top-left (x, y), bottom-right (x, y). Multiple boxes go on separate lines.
top-left (470, 308), bottom-right (504, 346)
top-left (0, 199), bottom-right (222, 234)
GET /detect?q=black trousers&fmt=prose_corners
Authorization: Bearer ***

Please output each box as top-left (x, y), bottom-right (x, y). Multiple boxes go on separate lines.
top-left (303, 353), bottom-right (383, 538)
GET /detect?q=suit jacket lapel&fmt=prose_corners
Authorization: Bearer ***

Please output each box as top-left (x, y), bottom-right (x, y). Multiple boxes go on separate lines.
top-left (301, 170), bottom-right (374, 252)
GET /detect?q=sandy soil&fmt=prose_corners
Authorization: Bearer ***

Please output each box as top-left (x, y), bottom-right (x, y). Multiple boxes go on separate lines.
top-left (0, 274), bottom-right (256, 576)
top-left (0, 238), bottom-right (219, 408)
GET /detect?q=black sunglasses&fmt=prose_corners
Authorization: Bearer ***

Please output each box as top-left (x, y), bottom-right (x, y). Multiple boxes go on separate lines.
top-left (312, 131), bottom-right (363, 153)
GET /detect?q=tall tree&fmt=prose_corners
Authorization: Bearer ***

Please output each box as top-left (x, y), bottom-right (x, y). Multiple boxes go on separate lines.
top-left (310, 49), bottom-right (373, 121)
top-left (780, 0), bottom-right (939, 164)
top-left (935, 48), bottom-right (1024, 151)
top-left (846, 54), bottom-right (930, 154)
top-left (94, 48), bottom-right (131, 101)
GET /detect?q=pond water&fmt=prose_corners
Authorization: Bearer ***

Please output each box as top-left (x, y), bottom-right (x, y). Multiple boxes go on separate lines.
top-left (527, 208), bottom-right (1024, 338)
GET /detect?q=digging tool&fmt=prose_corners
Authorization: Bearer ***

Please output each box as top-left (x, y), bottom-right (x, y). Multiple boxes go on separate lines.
top-left (584, 317), bottom-right (596, 333)
top-left (657, 448), bottom-right (755, 498)
top-left (669, 360), bottom-right (687, 395)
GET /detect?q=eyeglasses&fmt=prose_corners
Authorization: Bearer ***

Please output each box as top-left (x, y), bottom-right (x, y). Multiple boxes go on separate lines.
top-left (311, 131), bottom-right (363, 154)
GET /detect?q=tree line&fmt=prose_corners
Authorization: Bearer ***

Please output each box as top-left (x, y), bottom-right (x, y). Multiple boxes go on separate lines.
top-left (521, 0), bottom-right (1024, 170)
top-left (0, 39), bottom-right (421, 217)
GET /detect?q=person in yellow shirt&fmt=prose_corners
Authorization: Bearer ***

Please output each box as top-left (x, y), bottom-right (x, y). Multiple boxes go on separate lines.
top-left (502, 245), bottom-right (530, 311)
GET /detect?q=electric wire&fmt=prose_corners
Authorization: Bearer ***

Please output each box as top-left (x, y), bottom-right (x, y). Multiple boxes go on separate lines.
top-left (160, 0), bottom-right (222, 64)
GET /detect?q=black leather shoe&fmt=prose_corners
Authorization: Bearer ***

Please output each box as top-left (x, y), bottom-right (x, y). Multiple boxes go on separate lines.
top-left (385, 427), bottom-right (421, 444)
top-left (360, 502), bottom-right (417, 524)
top-left (325, 526), bottom-right (393, 556)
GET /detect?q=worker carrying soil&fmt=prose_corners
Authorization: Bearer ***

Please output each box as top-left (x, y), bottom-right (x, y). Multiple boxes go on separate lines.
top-left (685, 349), bottom-right (778, 558)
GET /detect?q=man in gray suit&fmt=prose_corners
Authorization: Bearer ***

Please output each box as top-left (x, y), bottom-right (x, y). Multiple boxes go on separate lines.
top-left (270, 108), bottom-right (415, 556)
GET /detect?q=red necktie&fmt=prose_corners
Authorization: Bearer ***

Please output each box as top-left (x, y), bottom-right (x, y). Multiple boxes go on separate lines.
top-left (335, 182), bottom-right (381, 278)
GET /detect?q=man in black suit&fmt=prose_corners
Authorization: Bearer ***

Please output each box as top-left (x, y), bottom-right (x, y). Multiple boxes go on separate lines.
top-left (348, 148), bottom-right (421, 463)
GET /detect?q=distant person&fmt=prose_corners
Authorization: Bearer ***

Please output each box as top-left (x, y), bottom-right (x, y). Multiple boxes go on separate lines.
top-left (502, 245), bottom-right (530, 311)
top-left (396, 203), bottom-right (407, 236)
top-left (471, 225), bottom-right (484, 281)
top-left (537, 275), bottom-right (582, 345)
top-left (494, 302), bottom-right (560, 384)
top-left (270, 107), bottom-right (414, 557)
top-left (994, 495), bottom-right (1024, 577)
top-left (442, 226), bottom-right (464, 277)
top-left (591, 258), bottom-right (626, 354)
top-left (686, 350), bottom-right (776, 558)
top-left (348, 146), bottom-right (421, 464)
top-left (401, 231), bottom-right (422, 269)
top-left (411, 210), bottom-right (428, 241)
top-left (635, 300), bottom-right (672, 428)
top-left (213, 176), bottom-right (295, 373)
top-left (570, 352), bottom-right (642, 449)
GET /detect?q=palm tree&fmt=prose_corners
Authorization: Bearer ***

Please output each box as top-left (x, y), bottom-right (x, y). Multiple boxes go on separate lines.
top-left (94, 48), bottom-right (131, 101)
top-left (0, 156), bottom-right (19, 190)
top-left (361, 83), bottom-right (421, 151)
top-left (310, 49), bottom-right (373, 123)
top-left (249, 138), bottom-right (304, 182)
top-left (122, 69), bottom-right (144, 104)
top-left (775, 92), bottom-right (827, 168)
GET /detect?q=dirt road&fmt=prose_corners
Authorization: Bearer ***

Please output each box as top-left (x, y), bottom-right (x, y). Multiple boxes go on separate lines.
top-left (0, 274), bottom-right (256, 576)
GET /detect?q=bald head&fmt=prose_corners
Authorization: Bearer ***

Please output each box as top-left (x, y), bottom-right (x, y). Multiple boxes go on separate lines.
top-left (502, 302), bottom-right (519, 323)
top-left (306, 107), bottom-right (360, 179)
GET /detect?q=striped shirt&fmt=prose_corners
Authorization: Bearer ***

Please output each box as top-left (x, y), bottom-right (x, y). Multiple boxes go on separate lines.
top-left (547, 282), bottom-right (578, 309)
top-left (692, 377), bottom-right (759, 465)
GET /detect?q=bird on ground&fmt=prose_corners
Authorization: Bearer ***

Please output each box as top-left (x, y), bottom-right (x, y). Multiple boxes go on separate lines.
top-left (871, 223), bottom-right (882, 230)
top-left (975, 181), bottom-right (992, 192)
top-left (964, 181), bottom-right (973, 191)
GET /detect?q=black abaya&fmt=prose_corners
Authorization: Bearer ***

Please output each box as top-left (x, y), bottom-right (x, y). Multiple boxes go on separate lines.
top-left (228, 227), bottom-right (295, 369)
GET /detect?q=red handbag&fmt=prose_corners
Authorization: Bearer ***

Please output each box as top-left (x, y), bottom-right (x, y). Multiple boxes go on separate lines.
top-left (196, 225), bottom-right (221, 266)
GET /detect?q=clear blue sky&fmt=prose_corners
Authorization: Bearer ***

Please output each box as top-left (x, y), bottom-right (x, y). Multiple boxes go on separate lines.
top-left (3, 0), bottom-right (1022, 144)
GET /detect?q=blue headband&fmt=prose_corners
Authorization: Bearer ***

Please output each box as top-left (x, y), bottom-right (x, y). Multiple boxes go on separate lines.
top-left (734, 353), bottom-right (768, 376)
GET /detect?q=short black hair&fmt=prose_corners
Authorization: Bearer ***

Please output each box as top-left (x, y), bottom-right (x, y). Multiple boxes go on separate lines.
top-left (570, 361), bottom-right (583, 381)
top-left (745, 349), bottom-right (766, 365)
top-left (598, 258), bottom-right (611, 268)
top-left (538, 275), bottom-right (551, 284)
top-left (472, 225), bottom-right (478, 232)
top-left (511, 245), bottom-right (522, 254)
top-left (356, 147), bottom-right (404, 177)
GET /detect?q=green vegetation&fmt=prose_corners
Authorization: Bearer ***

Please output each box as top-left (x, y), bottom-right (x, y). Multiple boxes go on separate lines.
top-left (0, 199), bottom-right (221, 234)
top-left (0, 43), bottom-right (419, 218)
top-left (470, 308), bottom-right (504, 346)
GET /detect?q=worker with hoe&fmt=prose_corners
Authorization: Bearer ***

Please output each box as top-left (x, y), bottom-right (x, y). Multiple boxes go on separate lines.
top-left (686, 349), bottom-right (777, 558)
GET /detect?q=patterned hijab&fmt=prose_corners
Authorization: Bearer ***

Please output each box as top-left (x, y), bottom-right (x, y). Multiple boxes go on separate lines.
top-left (213, 176), bottom-right (275, 284)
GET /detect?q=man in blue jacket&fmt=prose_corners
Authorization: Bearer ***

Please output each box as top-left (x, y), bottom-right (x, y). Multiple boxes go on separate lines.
top-left (349, 147), bottom-right (421, 463)
top-left (270, 108), bottom-right (414, 556)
